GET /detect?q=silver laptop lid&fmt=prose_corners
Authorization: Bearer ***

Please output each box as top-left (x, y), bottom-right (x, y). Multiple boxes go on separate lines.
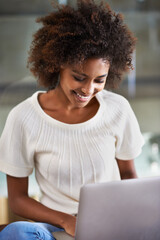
top-left (75, 177), bottom-right (160, 240)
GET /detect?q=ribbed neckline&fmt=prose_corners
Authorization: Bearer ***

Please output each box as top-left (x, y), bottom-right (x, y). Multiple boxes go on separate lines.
top-left (31, 91), bottom-right (105, 129)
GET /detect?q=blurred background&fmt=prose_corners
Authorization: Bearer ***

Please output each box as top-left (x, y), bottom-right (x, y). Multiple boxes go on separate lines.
top-left (0, 0), bottom-right (160, 224)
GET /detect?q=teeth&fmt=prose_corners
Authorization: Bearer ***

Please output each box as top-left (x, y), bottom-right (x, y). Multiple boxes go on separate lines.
top-left (76, 92), bottom-right (90, 99)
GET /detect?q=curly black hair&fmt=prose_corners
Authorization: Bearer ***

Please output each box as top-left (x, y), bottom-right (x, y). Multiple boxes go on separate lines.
top-left (27, 0), bottom-right (136, 89)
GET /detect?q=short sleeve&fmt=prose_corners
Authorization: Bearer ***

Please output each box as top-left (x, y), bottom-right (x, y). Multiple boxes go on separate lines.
top-left (0, 106), bottom-right (35, 177)
top-left (115, 99), bottom-right (144, 160)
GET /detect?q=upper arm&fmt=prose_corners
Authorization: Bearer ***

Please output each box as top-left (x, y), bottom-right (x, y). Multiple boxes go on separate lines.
top-left (7, 175), bottom-right (29, 203)
top-left (116, 159), bottom-right (138, 179)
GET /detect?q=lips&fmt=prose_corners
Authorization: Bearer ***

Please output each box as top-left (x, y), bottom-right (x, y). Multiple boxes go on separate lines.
top-left (73, 91), bottom-right (91, 102)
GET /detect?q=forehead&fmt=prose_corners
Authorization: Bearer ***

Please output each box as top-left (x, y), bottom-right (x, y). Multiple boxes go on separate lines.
top-left (72, 58), bottom-right (110, 76)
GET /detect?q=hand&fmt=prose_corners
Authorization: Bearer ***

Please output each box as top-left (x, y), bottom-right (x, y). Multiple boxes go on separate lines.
top-left (61, 214), bottom-right (76, 237)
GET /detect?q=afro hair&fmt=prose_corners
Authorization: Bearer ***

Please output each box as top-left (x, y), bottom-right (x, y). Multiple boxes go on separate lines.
top-left (27, 0), bottom-right (136, 89)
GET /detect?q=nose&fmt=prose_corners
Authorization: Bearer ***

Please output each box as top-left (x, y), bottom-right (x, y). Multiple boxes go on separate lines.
top-left (81, 81), bottom-right (94, 95)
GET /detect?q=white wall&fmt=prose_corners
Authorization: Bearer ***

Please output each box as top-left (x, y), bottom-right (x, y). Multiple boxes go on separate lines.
top-left (130, 97), bottom-right (160, 134)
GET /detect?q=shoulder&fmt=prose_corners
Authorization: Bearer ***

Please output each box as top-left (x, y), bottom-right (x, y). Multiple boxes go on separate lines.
top-left (6, 91), bottom-right (42, 126)
top-left (98, 89), bottom-right (130, 112)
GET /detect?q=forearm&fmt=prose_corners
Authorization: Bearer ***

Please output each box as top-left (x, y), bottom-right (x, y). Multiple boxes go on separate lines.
top-left (7, 175), bottom-right (76, 236)
top-left (9, 194), bottom-right (71, 228)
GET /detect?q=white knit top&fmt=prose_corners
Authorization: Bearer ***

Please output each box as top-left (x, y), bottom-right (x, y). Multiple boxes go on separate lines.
top-left (0, 90), bottom-right (144, 214)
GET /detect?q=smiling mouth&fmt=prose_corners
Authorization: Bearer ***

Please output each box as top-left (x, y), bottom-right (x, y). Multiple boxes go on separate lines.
top-left (73, 91), bottom-right (92, 102)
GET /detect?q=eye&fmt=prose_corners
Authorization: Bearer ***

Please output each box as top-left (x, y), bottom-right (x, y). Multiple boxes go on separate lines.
top-left (73, 76), bottom-right (84, 82)
top-left (94, 79), bottom-right (105, 84)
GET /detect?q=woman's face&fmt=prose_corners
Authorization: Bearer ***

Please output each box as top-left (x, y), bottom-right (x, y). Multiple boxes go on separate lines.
top-left (58, 58), bottom-right (110, 109)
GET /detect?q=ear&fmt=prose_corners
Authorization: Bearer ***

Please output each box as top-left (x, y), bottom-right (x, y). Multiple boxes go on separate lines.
top-left (60, 64), bottom-right (66, 70)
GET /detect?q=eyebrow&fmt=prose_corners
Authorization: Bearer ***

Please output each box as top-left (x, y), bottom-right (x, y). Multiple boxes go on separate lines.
top-left (72, 70), bottom-right (107, 78)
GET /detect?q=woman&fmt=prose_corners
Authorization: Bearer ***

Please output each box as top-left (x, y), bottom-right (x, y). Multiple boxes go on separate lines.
top-left (0, 0), bottom-right (144, 239)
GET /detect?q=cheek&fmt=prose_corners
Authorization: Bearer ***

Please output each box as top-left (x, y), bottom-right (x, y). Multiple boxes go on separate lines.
top-left (60, 78), bottom-right (74, 91)
top-left (97, 84), bottom-right (105, 92)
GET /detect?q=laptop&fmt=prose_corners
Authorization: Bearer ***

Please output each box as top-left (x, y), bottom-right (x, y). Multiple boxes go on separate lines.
top-left (53, 177), bottom-right (160, 240)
